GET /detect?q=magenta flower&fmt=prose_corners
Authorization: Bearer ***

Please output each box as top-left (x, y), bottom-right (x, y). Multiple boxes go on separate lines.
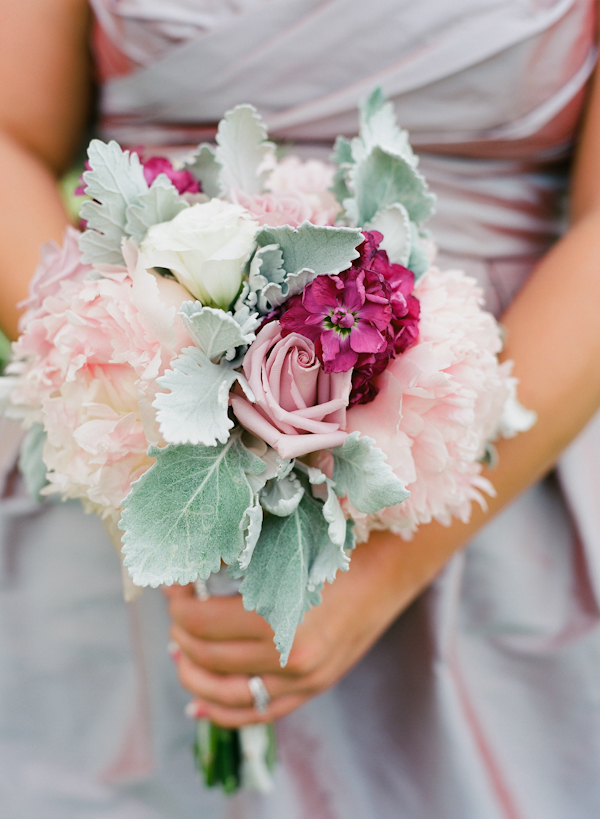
top-left (141, 156), bottom-right (201, 195)
top-left (279, 231), bottom-right (420, 405)
top-left (280, 265), bottom-right (391, 373)
top-left (76, 154), bottom-right (201, 197)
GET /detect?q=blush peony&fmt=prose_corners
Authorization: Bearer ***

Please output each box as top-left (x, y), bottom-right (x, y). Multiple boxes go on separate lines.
top-left (7, 239), bottom-right (192, 516)
top-left (231, 156), bottom-right (340, 227)
top-left (343, 268), bottom-right (511, 540)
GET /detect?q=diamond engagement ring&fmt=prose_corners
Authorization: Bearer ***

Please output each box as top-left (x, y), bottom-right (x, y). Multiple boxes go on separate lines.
top-left (248, 675), bottom-right (271, 714)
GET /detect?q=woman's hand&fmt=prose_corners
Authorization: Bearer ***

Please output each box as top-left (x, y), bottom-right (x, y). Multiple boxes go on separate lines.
top-left (166, 43), bottom-right (600, 729)
top-left (163, 528), bottom-right (435, 728)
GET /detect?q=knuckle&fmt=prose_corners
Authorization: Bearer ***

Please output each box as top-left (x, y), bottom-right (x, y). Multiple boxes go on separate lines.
top-left (286, 643), bottom-right (320, 677)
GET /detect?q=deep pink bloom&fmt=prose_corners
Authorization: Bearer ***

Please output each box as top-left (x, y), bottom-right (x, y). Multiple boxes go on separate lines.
top-left (76, 154), bottom-right (201, 197)
top-left (141, 156), bottom-right (201, 195)
top-left (279, 231), bottom-right (420, 404)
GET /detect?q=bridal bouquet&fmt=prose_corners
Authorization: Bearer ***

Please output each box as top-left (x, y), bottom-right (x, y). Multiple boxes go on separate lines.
top-left (0, 90), bottom-right (533, 792)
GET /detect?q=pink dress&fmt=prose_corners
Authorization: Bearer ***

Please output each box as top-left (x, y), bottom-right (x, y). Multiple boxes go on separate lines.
top-left (2, 1), bottom-right (600, 816)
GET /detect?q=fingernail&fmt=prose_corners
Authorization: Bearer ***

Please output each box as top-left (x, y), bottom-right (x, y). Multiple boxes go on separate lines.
top-left (185, 701), bottom-right (209, 720)
top-left (167, 640), bottom-right (181, 662)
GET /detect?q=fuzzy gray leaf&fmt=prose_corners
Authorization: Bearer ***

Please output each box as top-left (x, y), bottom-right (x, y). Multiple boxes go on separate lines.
top-left (121, 434), bottom-right (266, 586)
top-left (154, 347), bottom-right (241, 446)
top-left (184, 143), bottom-right (223, 198)
top-left (240, 486), bottom-right (332, 665)
top-left (125, 175), bottom-right (189, 244)
top-left (332, 431), bottom-right (410, 514)
top-left (78, 140), bottom-right (148, 265)
top-left (255, 222), bottom-right (362, 279)
top-left (179, 303), bottom-right (256, 362)
top-left (215, 105), bottom-right (275, 195)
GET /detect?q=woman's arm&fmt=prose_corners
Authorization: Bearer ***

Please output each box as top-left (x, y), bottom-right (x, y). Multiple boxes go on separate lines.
top-left (0, 0), bottom-right (93, 339)
top-left (165, 57), bottom-right (600, 728)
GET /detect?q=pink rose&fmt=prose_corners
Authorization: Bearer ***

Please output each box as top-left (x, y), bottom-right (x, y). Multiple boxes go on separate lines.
top-left (230, 321), bottom-right (352, 460)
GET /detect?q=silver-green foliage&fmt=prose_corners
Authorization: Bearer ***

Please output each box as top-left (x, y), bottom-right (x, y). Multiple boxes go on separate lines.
top-left (154, 347), bottom-right (243, 446)
top-left (124, 175), bottom-right (189, 244)
top-left (120, 435), bottom-right (266, 587)
top-left (332, 88), bottom-right (436, 275)
top-left (215, 105), bottom-right (275, 196)
top-left (18, 423), bottom-right (48, 501)
top-left (79, 140), bottom-right (148, 265)
top-left (332, 431), bottom-right (410, 514)
top-left (239, 480), bottom-right (333, 666)
top-left (255, 223), bottom-right (362, 279)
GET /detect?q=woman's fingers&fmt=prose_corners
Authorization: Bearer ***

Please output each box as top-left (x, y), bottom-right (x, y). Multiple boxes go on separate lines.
top-left (167, 591), bottom-right (274, 642)
top-left (187, 692), bottom-right (312, 728)
top-left (170, 622), bottom-right (282, 676)
top-left (176, 653), bottom-right (304, 708)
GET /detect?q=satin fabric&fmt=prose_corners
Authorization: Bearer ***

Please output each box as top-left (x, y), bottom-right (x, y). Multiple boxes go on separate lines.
top-left (2, 1), bottom-right (600, 817)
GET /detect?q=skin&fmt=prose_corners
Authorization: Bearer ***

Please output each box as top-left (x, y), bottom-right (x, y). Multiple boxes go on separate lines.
top-left (3, 0), bottom-right (600, 729)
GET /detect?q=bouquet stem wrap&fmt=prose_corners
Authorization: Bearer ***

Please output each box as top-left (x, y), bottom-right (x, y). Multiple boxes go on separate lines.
top-left (193, 569), bottom-right (276, 794)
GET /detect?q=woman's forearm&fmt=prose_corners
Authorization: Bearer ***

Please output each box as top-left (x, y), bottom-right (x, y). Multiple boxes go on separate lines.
top-left (0, 130), bottom-right (72, 339)
top-left (351, 205), bottom-right (600, 630)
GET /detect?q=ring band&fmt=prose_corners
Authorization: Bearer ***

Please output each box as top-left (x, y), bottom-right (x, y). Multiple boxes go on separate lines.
top-left (248, 675), bottom-right (271, 713)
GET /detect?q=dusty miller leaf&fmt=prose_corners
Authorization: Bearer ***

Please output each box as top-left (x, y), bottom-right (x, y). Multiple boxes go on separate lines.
top-left (121, 434), bottom-right (265, 586)
top-left (154, 347), bottom-right (242, 446)
top-left (255, 223), bottom-right (362, 279)
top-left (300, 465), bottom-right (352, 590)
top-left (332, 431), bottom-right (410, 514)
top-left (79, 140), bottom-right (148, 264)
top-left (239, 484), bottom-right (332, 665)
top-left (179, 303), bottom-right (257, 362)
top-left (18, 423), bottom-right (48, 501)
top-left (367, 203), bottom-right (411, 266)
top-left (358, 87), bottom-right (418, 167)
top-left (125, 175), bottom-right (189, 244)
top-left (260, 268), bottom-right (317, 312)
top-left (248, 244), bottom-right (286, 291)
top-left (260, 471), bottom-right (304, 516)
top-left (184, 143), bottom-right (223, 198)
top-left (238, 497), bottom-right (264, 571)
top-left (215, 105), bottom-right (275, 196)
top-left (346, 146), bottom-right (435, 227)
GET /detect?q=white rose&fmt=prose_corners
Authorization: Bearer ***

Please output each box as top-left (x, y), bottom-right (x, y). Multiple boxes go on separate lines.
top-left (141, 200), bottom-right (259, 310)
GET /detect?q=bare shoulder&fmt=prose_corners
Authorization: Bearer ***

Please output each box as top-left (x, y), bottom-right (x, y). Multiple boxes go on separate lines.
top-left (0, 0), bottom-right (94, 174)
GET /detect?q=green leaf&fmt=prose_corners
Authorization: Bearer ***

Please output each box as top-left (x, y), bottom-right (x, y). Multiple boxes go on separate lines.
top-left (240, 486), bottom-right (331, 665)
top-left (238, 497), bottom-right (264, 570)
top-left (367, 203), bottom-right (411, 266)
top-left (407, 224), bottom-right (431, 279)
top-left (18, 423), bottom-right (48, 501)
top-left (330, 168), bottom-right (352, 209)
top-left (298, 464), bottom-right (352, 589)
top-left (179, 303), bottom-right (257, 362)
top-left (124, 175), bottom-right (189, 244)
top-left (332, 431), bottom-right (410, 514)
top-left (255, 222), bottom-right (362, 279)
top-left (260, 267), bottom-right (317, 312)
top-left (215, 105), bottom-right (275, 195)
top-left (358, 88), bottom-right (418, 168)
top-left (347, 146), bottom-right (435, 226)
top-left (184, 143), bottom-right (223, 198)
top-left (259, 472), bottom-right (304, 516)
top-left (121, 434), bottom-right (266, 586)
top-left (331, 135), bottom-right (354, 167)
top-left (248, 244), bottom-right (286, 290)
top-left (79, 140), bottom-right (148, 265)
top-left (154, 347), bottom-right (243, 446)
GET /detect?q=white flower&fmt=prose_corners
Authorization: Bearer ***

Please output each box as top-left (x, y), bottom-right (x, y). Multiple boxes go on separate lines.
top-left (141, 200), bottom-right (259, 310)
